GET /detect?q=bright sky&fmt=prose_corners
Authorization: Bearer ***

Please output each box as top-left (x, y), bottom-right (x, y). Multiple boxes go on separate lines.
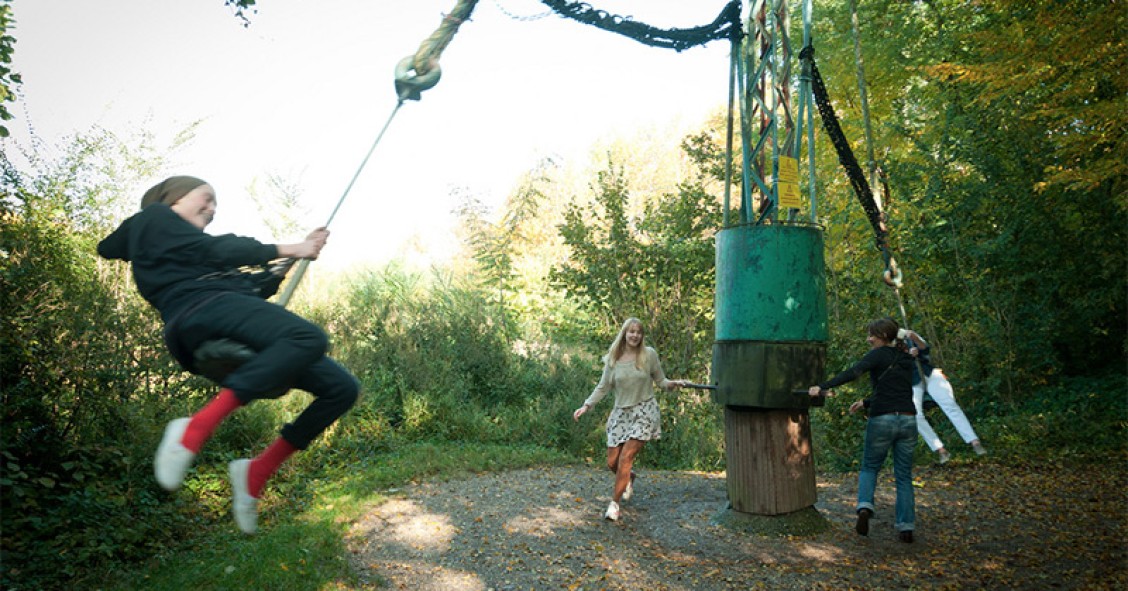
top-left (9, 0), bottom-right (734, 269)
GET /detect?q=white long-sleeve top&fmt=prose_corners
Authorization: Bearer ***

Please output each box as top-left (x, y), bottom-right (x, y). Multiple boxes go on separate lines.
top-left (584, 346), bottom-right (671, 408)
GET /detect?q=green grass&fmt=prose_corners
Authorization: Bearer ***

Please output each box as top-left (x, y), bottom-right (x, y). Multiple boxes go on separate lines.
top-left (85, 441), bottom-right (573, 591)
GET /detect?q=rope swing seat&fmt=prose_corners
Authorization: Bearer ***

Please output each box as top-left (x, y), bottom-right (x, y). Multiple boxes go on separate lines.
top-left (193, 338), bottom-right (260, 382)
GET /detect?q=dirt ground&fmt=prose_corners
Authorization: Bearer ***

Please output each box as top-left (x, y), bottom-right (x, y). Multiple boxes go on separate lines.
top-left (346, 458), bottom-right (1127, 590)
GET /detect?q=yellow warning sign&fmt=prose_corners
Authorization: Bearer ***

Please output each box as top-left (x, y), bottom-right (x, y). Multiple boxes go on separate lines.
top-left (777, 156), bottom-right (799, 183)
top-left (776, 155), bottom-right (801, 209)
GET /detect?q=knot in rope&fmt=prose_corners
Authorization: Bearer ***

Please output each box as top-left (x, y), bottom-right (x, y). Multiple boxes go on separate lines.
top-left (395, 56), bottom-right (442, 101)
top-left (395, 0), bottom-right (480, 101)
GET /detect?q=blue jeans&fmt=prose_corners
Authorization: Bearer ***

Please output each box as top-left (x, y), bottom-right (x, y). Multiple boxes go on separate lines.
top-left (857, 414), bottom-right (917, 532)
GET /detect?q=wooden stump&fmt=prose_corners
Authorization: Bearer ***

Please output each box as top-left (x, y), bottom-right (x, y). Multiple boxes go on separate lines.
top-left (724, 406), bottom-right (816, 515)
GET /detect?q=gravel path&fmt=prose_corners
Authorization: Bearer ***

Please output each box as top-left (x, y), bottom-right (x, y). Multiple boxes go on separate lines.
top-left (346, 461), bottom-right (1126, 590)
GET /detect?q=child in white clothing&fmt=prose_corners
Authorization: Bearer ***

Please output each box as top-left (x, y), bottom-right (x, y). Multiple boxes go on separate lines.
top-left (901, 328), bottom-right (987, 463)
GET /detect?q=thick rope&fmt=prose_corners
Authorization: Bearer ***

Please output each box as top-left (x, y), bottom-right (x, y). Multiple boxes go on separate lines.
top-left (396, 0), bottom-right (482, 101)
top-left (538, 0), bottom-right (743, 51)
top-left (799, 44), bottom-right (887, 251)
top-left (800, 44), bottom-right (909, 295)
top-left (413, 0), bottom-right (481, 75)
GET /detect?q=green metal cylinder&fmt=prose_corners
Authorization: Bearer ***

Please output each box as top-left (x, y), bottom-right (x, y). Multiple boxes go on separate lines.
top-left (712, 223), bottom-right (828, 409)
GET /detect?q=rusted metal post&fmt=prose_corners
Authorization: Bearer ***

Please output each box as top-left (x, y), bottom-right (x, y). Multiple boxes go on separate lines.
top-left (712, 223), bottom-right (827, 516)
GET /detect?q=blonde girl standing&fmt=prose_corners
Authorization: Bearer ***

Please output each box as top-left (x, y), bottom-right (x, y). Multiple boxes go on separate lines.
top-left (573, 318), bottom-right (687, 521)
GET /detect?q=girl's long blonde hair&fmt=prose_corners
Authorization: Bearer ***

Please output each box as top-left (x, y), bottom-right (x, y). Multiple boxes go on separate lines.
top-left (604, 317), bottom-right (648, 370)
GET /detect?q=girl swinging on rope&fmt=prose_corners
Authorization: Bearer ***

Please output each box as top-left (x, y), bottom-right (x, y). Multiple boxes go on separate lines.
top-left (98, 176), bottom-right (359, 534)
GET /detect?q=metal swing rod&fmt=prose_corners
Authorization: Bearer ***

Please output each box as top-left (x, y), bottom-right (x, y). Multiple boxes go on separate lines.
top-left (275, 0), bottom-right (480, 307)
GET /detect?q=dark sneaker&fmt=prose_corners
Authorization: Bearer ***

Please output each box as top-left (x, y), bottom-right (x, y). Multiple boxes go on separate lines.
top-left (855, 508), bottom-right (873, 536)
top-left (899, 530), bottom-right (914, 543)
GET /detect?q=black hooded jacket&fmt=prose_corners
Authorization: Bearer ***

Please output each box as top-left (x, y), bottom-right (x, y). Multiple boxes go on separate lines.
top-left (818, 346), bottom-right (916, 417)
top-left (97, 203), bottom-right (283, 324)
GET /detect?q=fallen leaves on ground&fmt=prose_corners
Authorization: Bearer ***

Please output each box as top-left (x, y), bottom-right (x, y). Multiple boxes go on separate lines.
top-left (346, 459), bottom-right (1126, 590)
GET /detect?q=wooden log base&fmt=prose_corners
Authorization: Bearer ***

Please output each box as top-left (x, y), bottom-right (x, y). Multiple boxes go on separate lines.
top-left (724, 406), bottom-right (817, 515)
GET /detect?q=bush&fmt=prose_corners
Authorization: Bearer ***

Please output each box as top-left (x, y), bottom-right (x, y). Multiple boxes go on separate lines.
top-left (976, 372), bottom-right (1127, 460)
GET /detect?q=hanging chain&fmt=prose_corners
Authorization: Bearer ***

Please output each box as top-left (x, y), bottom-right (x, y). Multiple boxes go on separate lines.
top-left (493, 0), bottom-right (554, 21)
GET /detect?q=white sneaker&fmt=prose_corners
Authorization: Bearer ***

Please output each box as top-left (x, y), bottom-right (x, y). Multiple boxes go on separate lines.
top-left (604, 501), bottom-right (620, 521)
top-left (229, 459), bottom-right (259, 534)
top-left (622, 480), bottom-right (633, 502)
top-left (938, 449), bottom-right (952, 464)
top-left (972, 442), bottom-right (988, 456)
top-left (154, 418), bottom-right (195, 491)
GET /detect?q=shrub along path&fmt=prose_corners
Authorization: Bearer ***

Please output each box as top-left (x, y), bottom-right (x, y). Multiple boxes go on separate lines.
top-left (347, 458), bottom-right (1126, 590)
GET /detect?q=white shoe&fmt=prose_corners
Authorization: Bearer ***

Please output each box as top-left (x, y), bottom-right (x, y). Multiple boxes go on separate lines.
top-left (229, 459), bottom-right (259, 534)
top-left (972, 442), bottom-right (988, 456)
top-left (938, 449), bottom-right (952, 464)
top-left (154, 418), bottom-right (195, 491)
top-left (604, 501), bottom-right (620, 521)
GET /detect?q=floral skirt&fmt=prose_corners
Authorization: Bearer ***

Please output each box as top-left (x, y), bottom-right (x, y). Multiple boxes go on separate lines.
top-left (605, 397), bottom-right (662, 448)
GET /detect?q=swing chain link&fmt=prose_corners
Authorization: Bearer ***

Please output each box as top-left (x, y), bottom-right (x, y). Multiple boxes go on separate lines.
top-left (492, 0), bottom-right (554, 21)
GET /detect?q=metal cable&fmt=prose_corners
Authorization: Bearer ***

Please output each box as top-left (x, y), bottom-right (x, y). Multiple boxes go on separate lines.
top-left (276, 101), bottom-right (405, 306)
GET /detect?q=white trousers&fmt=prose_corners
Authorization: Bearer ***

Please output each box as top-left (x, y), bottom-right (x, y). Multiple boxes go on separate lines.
top-left (912, 369), bottom-right (980, 452)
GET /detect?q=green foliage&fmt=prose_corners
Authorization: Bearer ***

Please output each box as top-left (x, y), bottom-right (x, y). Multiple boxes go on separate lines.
top-left (328, 265), bottom-right (517, 409)
top-left (0, 126), bottom-right (282, 590)
top-left (551, 159), bottom-right (720, 377)
top-left (975, 372), bottom-right (1127, 460)
top-left (806, 0), bottom-right (1126, 402)
top-left (1, 136), bottom-right (195, 589)
top-left (313, 263), bottom-right (600, 456)
top-left (923, 0), bottom-right (1126, 197)
top-left (0, 0), bottom-right (17, 137)
top-left (649, 393), bottom-right (726, 471)
top-left (2, 2), bottom-right (1125, 586)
